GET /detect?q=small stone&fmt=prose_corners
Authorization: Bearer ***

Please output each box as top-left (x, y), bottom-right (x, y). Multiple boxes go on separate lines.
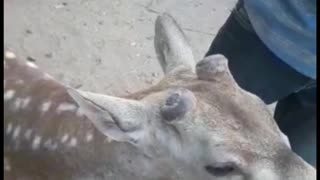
top-left (151, 72), bottom-right (158, 77)
top-left (54, 4), bottom-right (65, 9)
top-left (74, 84), bottom-right (83, 89)
top-left (98, 21), bottom-right (104, 25)
top-left (95, 58), bottom-right (102, 64)
top-left (145, 79), bottom-right (153, 84)
top-left (146, 36), bottom-right (153, 40)
top-left (45, 53), bottom-right (52, 58)
top-left (26, 29), bottom-right (32, 34)
top-left (70, 78), bottom-right (83, 89)
top-left (27, 56), bottom-right (36, 62)
top-left (54, 2), bottom-right (67, 9)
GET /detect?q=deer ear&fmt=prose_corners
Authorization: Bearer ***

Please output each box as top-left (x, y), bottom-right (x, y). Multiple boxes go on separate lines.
top-left (154, 13), bottom-right (195, 75)
top-left (67, 88), bottom-right (146, 144)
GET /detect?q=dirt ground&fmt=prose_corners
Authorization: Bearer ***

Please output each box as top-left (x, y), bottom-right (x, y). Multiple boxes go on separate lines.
top-left (4, 0), bottom-right (236, 94)
top-left (4, 0), bottom-right (276, 112)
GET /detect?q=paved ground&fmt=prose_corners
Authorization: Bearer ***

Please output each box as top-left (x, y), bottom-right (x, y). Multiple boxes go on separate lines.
top-left (4, 0), bottom-right (236, 95)
top-left (4, 0), bottom-right (276, 113)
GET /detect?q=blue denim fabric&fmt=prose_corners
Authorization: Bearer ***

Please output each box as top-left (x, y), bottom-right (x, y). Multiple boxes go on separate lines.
top-left (244, 0), bottom-right (316, 79)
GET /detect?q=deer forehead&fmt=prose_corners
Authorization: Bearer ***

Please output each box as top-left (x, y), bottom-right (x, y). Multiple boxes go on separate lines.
top-left (172, 88), bottom-right (284, 155)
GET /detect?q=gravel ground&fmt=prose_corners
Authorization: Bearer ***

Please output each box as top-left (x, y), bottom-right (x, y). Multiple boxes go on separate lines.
top-left (4, 0), bottom-right (276, 114)
top-left (4, 0), bottom-right (236, 94)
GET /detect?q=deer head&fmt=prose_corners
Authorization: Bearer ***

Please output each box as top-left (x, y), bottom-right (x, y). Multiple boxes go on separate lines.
top-left (4, 14), bottom-right (315, 180)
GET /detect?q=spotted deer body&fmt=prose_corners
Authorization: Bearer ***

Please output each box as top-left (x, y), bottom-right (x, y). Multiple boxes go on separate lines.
top-left (4, 14), bottom-right (316, 180)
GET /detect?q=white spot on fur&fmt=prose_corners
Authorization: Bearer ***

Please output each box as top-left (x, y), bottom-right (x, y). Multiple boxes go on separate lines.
top-left (21, 97), bottom-right (31, 109)
top-left (44, 139), bottom-right (58, 150)
top-left (13, 98), bottom-right (23, 110)
top-left (86, 133), bottom-right (93, 142)
top-left (5, 51), bottom-right (16, 59)
top-left (44, 139), bottom-right (52, 147)
top-left (61, 134), bottom-right (69, 143)
top-left (4, 89), bottom-right (15, 101)
top-left (41, 101), bottom-right (51, 114)
top-left (4, 165), bottom-right (11, 171)
top-left (24, 129), bottom-right (33, 140)
top-left (51, 143), bottom-right (58, 150)
top-left (26, 61), bottom-right (38, 69)
top-left (69, 137), bottom-right (77, 147)
top-left (4, 157), bottom-right (11, 171)
top-left (6, 123), bottom-right (13, 134)
top-left (57, 103), bottom-right (77, 114)
top-left (12, 126), bottom-right (21, 139)
top-left (32, 135), bottom-right (42, 150)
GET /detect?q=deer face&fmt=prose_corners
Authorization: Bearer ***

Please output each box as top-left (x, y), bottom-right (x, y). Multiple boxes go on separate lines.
top-left (67, 14), bottom-right (315, 179)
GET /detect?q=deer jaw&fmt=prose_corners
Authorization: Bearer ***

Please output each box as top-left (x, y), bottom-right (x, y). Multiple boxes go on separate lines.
top-left (4, 13), bottom-right (316, 180)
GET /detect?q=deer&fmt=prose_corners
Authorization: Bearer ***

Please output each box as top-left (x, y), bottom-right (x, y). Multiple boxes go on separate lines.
top-left (4, 13), bottom-right (316, 180)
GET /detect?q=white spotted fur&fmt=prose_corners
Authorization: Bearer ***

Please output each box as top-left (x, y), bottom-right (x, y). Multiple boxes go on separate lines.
top-left (24, 129), bottom-right (33, 140)
top-left (85, 133), bottom-right (93, 142)
top-left (57, 103), bottom-right (77, 114)
top-left (32, 135), bottom-right (42, 150)
top-left (4, 90), bottom-right (15, 101)
top-left (6, 123), bottom-right (13, 134)
top-left (40, 101), bottom-right (52, 114)
top-left (68, 137), bottom-right (78, 147)
top-left (12, 126), bottom-right (21, 139)
top-left (61, 134), bottom-right (69, 143)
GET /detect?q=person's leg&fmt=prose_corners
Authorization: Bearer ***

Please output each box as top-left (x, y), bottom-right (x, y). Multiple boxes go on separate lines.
top-left (274, 86), bottom-right (316, 166)
top-left (205, 0), bottom-right (310, 104)
top-left (205, 0), bottom-right (316, 165)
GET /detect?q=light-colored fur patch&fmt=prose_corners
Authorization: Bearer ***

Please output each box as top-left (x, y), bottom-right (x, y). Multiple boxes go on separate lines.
top-left (4, 90), bottom-right (15, 101)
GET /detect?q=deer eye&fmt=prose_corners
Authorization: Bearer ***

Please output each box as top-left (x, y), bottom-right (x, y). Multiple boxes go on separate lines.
top-left (204, 163), bottom-right (236, 177)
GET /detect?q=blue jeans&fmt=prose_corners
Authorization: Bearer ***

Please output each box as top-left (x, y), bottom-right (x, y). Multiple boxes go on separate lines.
top-left (206, 0), bottom-right (316, 166)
